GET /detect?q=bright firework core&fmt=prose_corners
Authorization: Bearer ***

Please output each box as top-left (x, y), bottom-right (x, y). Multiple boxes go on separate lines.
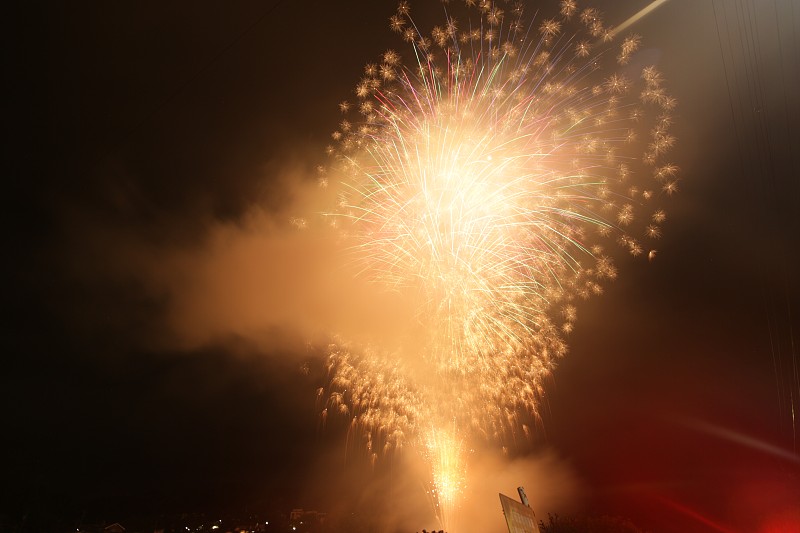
top-left (319, 1), bottom-right (678, 529)
top-left (426, 429), bottom-right (467, 532)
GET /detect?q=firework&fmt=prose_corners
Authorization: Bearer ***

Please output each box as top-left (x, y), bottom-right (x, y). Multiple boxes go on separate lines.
top-left (317, 0), bottom-right (678, 528)
top-left (425, 427), bottom-right (467, 531)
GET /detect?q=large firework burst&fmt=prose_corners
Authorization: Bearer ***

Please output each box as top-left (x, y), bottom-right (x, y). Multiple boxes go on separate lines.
top-left (316, 0), bottom-right (678, 527)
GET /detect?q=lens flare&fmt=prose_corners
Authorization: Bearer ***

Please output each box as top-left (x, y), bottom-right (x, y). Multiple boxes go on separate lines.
top-left (317, 1), bottom-right (678, 528)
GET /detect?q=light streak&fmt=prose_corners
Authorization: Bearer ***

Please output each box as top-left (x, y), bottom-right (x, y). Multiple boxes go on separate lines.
top-left (654, 495), bottom-right (738, 533)
top-left (317, 1), bottom-right (679, 528)
top-left (608, 0), bottom-right (672, 39)
top-left (680, 417), bottom-right (800, 465)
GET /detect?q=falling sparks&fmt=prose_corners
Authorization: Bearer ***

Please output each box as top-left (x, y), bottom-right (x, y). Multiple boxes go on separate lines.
top-left (315, 1), bottom-right (679, 528)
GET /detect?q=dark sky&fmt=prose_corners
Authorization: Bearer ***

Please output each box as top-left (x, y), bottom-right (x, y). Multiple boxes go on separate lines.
top-left (5, 1), bottom-right (800, 532)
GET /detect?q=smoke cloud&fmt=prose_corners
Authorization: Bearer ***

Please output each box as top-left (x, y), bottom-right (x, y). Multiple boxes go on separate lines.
top-left (304, 442), bottom-right (583, 533)
top-left (49, 154), bottom-right (584, 530)
top-left (52, 163), bottom-right (418, 355)
top-left (457, 448), bottom-right (584, 533)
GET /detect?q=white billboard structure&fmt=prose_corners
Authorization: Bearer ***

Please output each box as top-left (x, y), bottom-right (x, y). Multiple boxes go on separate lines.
top-left (499, 487), bottom-right (540, 533)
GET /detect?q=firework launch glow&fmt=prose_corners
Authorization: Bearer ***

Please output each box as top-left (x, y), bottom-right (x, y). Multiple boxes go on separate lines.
top-left (314, 1), bottom-right (679, 529)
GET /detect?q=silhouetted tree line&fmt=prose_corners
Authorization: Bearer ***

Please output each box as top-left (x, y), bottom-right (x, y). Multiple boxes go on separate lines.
top-left (538, 513), bottom-right (649, 533)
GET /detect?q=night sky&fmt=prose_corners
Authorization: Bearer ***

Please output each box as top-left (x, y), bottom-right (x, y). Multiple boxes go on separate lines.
top-left (5, 1), bottom-right (800, 532)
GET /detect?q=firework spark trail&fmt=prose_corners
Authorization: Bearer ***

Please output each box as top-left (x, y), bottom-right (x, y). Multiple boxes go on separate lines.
top-left (316, 1), bottom-right (678, 528)
top-left (424, 428), bottom-right (467, 531)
